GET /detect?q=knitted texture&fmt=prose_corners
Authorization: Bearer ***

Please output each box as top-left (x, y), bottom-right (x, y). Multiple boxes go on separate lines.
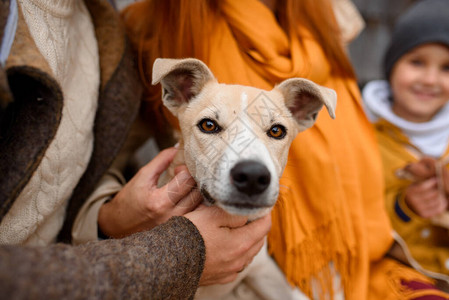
top-left (0, 0), bottom-right (99, 245)
top-left (383, 0), bottom-right (449, 79)
top-left (0, 216), bottom-right (206, 300)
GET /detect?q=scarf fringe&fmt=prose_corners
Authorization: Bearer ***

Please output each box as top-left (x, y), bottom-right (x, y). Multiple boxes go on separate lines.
top-left (268, 196), bottom-right (356, 299)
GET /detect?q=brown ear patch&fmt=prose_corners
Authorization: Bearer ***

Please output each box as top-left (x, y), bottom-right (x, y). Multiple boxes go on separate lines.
top-left (275, 78), bottom-right (336, 131)
top-left (286, 90), bottom-right (323, 122)
top-left (152, 58), bottom-right (216, 114)
top-left (162, 69), bottom-right (197, 107)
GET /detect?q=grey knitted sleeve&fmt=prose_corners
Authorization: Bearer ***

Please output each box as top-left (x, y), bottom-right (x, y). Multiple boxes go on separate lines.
top-left (0, 216), bottom-right (205, 300)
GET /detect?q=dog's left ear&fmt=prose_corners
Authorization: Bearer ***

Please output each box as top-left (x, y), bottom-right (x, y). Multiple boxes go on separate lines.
top-left (275, 78), bottom-right (337, 131)
top-left (152, 58), bottom-right (216, 116)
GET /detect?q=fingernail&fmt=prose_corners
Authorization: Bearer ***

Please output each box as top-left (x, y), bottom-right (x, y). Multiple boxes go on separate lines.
top-left (174, 142), bottom-right (180, 149)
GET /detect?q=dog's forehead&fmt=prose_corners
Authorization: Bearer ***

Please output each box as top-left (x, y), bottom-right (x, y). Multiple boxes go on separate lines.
top-left (199, 83), bottom-right (286, 115)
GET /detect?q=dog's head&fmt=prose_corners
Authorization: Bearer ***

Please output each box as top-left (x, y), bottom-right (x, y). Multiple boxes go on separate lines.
top-left (153, 58), bottom-right (336, 219)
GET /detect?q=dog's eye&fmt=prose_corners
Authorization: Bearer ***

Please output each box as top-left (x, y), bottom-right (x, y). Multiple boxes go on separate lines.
top-left (267, 124), bottom-right (286, 139)
top-left (198, 118), bottom-right (221, 133)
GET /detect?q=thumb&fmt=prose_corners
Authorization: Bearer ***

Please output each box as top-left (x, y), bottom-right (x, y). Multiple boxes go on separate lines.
top-left (140, 147), bottom-right (178, 184)
top-left (191, 205), bottom-right (249, 228)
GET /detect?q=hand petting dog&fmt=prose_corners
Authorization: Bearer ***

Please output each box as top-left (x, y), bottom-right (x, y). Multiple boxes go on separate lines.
top-left (97, 146), bottom-right (271, 286)
top-left (186, 206), bottom-right (271, 286)
top-left (98, 147), bottom-right (202, 238)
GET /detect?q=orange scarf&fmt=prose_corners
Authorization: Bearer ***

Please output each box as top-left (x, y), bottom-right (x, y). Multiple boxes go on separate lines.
top-left (207, 1), bottom-right (391, 297)
top-left (203, 1), bottom-right (441, 298)
top-left (124, 0), bottom-right (445, 298)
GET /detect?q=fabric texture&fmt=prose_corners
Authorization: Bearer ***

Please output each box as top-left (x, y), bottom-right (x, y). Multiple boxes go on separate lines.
top-left (383, 0), bottom-right (449, 79)
top-left (123, 0), bottom-right (441, 298)
top-left (363, 80), bottom-right (449, 158)
top-left (0, 0), bottom-right (17, 66)
top-left (0, 216), bottom-right (206, 300)
top-left (0, 1), bottom-right (207, 298)
top-left (331, 0), bottom-right (365, 45)
top-left (362, 80), bottom-right (449, 282)
top-left (0, 0), bottom-right (100, 246)
top-left (72, 168), bottom-right (125, 245)
top-left (0, 0), bottom-right (141, 244)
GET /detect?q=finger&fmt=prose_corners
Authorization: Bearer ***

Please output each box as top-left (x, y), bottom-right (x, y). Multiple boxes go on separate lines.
top-left (442, 168), bottom-right (449, 194)
top-left (415, 177), bottom-right (438, 190)
top-left (406, 159), bottom-right (436, 179)
top-left (234, 214), bottom-right (272, 239)
top-left (174, 165), bottom-right (189, 176)
top-left (140, 147), bottom-right (178, 182)
top-left (219, 211), bottom-right (249, 229)
top-left (175, 188), bottom-right (203, 214)
top-left (419, 189), bottom-right (440, 202)
top-left (164, 170), bottom-right (197, 205)
top-left (196, 205), bottom-right (249, 228)
top-left (423, 205), bottom-right (446, 219)
top-left (426, 195), bottom-right (448, 211)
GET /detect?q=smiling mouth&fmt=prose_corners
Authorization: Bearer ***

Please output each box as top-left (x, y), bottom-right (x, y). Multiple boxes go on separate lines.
top-left (413, 88), bottom-right (440, 98)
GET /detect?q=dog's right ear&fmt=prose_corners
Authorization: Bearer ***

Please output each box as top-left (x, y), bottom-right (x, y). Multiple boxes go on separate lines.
top-left (152, 58), bottom-right (216, 116)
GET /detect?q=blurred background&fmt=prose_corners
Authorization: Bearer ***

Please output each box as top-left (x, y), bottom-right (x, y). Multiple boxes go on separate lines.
top-left (348, 0), bottom-right (416, 86)
top-left (114, 0), bottom-right (419, 165)
top-left (116, 0), bottom-right (417, 86)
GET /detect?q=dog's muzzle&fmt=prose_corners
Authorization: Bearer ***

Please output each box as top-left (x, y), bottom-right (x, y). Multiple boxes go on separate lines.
top-left (230, 160), bottom-right (271, 196)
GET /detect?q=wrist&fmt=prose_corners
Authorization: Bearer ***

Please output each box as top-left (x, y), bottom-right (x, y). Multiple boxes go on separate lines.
top-left (98, 199), bottom-right (118, 238)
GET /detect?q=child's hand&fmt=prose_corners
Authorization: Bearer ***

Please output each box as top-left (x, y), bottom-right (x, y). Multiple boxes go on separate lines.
top-left (400, 157), bottom-right (437, 181)
top-left (405, 177), bottom-right (448, 218)
top-left (442, 166), bottom-right (449, 195)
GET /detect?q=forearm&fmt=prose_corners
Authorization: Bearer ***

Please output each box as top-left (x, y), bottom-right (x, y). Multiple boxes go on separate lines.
top-left (0, 217), bottom-right (205, 300)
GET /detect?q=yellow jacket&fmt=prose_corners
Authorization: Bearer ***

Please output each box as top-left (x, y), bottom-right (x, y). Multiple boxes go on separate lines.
top-left (375, 119), bottom-right (449, 277)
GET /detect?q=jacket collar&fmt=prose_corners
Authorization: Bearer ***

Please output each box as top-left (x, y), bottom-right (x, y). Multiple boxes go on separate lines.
top-left (0, 0), bottom-right (142, 235)
top-left (5, 0), bottom-right (126, 91)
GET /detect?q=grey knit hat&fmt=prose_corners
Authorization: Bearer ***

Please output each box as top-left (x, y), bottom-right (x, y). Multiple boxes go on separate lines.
top-left (384, 0), bottom-right (449, 79)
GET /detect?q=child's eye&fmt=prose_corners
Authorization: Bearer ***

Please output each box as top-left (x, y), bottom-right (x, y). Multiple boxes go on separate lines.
top-left (441, 64), bottom-right (449, 72)
top-left (409, 59), bottom-right (424, 67)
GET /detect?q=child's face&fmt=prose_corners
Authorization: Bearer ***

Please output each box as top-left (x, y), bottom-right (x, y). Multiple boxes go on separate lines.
top-left (390, 43), bottom-right (449, 123)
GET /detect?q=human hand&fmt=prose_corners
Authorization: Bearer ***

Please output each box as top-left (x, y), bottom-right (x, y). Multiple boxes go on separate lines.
top-left (441, 165), bottom-right (449, 195)
top-left (185, 205), bottom-right (271, 286)
top-left (399, 157), bottom-right (437, 181)
top-left (98, 147), bottom-right (202, 238)
top-left (405, 177), bottom-right (448, 218)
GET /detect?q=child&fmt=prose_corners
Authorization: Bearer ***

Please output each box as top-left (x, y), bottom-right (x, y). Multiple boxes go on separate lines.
top-left (363, 0), bottom-right (449, 282)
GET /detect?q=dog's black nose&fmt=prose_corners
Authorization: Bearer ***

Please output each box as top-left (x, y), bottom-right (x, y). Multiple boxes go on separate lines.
top-left (231, 160), bottom-right (271, 196)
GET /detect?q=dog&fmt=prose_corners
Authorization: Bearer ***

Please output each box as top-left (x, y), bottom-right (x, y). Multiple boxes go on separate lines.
top-left (152, 58), bottom-right (337, 300)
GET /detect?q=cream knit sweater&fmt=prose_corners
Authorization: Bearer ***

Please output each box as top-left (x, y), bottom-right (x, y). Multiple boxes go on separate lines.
top-left (0, 0), bottom-right (99, 246)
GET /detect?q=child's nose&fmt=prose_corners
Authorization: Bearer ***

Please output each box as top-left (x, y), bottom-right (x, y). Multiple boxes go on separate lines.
top-left (422, 67), bottom-right (441, 85)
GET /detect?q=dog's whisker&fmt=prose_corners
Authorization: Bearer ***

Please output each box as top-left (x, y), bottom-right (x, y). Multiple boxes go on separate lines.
top-left (279, 184), bottom-right (291, 192)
